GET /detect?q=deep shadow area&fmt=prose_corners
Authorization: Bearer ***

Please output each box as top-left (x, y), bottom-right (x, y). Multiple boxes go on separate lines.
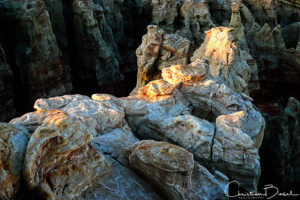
top-left (0, 13), bottom-right (33, 116)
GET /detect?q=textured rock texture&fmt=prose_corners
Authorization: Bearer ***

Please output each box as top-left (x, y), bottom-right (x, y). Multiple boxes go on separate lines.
top-left (1, 0), bottom-right (300, 198)
top-left (191, 27), bottom-right (251, 93)
top-left (0, 123), bottom-right (28, 199)
top-left (132, 25), bottom-right (191, 94)
top-left (124, 140), bottom-right (228, 200)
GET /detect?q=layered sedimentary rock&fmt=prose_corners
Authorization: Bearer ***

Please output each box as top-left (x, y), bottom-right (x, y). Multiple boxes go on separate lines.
top-left (21, 109), bottom-right (159, 199)
top-left (123, 57), bottom-right (264, 192)
top-left (191, 27), bottom-right (251, 93)
top-left (0, 44), bottom-right (15, 121)
top-left (76, 157), bottom-right (162, 200)
top-left (124, 140), bottom-right (194, 200)
top-left (124, 140), bottom-right (227, 200)
top-left (132, 25), bottom-right (191, 94)
top-left (23, 110), bottom-right (100, 199)
top-left (0, 123), bottom-right (28, 199)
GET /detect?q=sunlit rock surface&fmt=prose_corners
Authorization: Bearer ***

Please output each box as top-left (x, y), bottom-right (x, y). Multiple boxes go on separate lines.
top-left (191, 27), bottom-right (251, 93)
top-left (132, 25), bottom-right (191, 94)
top-left (0, 123), bottom-right (28, 199)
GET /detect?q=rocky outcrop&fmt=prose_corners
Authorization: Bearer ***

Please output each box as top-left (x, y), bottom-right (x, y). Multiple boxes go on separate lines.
top-left (23, 110), bottom-right (98, 199)
top-left (191, 27), bottom-right (251, 93)
top-left (151, 0), bottom-right (178, 33)
top-left (1, 0), bottom-right (300, 197)
top-left (132, 25), bottom-right (191, 94)
top-left (0, 123), bottom-right (28, 199)
top-left (0, 44), bottom-right (15, 122)
top-left (122, 57), bottom-right (264, 192)
top-left (76, 157), bottom-right (162, 200)
top-left (20, 109), bottom-right (159, 199)
top-left (124, 140), bottom-right (227, 200)
top-left (124, 140), bottom-right (194, 200)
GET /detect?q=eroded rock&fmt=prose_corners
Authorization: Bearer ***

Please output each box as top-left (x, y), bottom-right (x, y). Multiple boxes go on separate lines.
top-left (0, 123), bottom-right (28, 199)
top-left (132, 25), bottom-right (191, 94)
top-left (23, 110), bottom-right (107, 199)
top-left (124, 140), bottom-right (194, 200)
top-left (191, 27), bottom-right (251, 93)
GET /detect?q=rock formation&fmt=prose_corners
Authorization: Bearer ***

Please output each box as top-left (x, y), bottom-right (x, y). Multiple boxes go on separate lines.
top-left (0, 0), bottom-right (300, 198)
top-left (0, 123), bottom-right (28, 199)
top-left (132, 25), bottom-right (191, 94)
top-left (191, 27), bottom-right (252, 94)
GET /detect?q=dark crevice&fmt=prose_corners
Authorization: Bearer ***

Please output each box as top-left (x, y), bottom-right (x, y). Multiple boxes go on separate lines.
top-left (0, 15), bottom-right (31, 116)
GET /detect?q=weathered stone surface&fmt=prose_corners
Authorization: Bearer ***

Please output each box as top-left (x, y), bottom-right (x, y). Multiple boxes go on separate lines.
top-left (124, 140), bottom-right (194, 200)
top-left (34, 94), bottom-right (91, 111)
top-left (76, 158), bottom-right (162, 200)
top-left (133, 25), bottom-right (164, 94)
top-left (132, 25), bottom-right (191, 94)
top-left (124, 140), bottom-right (228, 200)
top-left (162, 62), bottom-right (265, 146)
top-left (92, 121), bottom-right (138, 162)
top-left (0, 44), bottom-right (15, 122)
top-left (229, 1), bottom-right (249, 52)
top-left (254, 23), bottom-right (275, 49)
top-left (149, 115), bottom-right (215, 165)
top-left (191, 27), bottom-right (251, 93)
top-left (23, 110), bottom-right (107, 199)
top-left (190, 163), bottom-right (228, 200)
top-left (10, 110), bottom-right (63, 137)
top-left (213, 111), bottom-right (261, 192)
top-left (151, 0), bottom-right (178, 32)
top-left (34, 94), bottom-right (125, 136)
top-left (161, 60), bottom-right (208, 86)
top-left (122, 80), bottom-right (191, 140)
top-left (0, 123), bottom-right (28, 199)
